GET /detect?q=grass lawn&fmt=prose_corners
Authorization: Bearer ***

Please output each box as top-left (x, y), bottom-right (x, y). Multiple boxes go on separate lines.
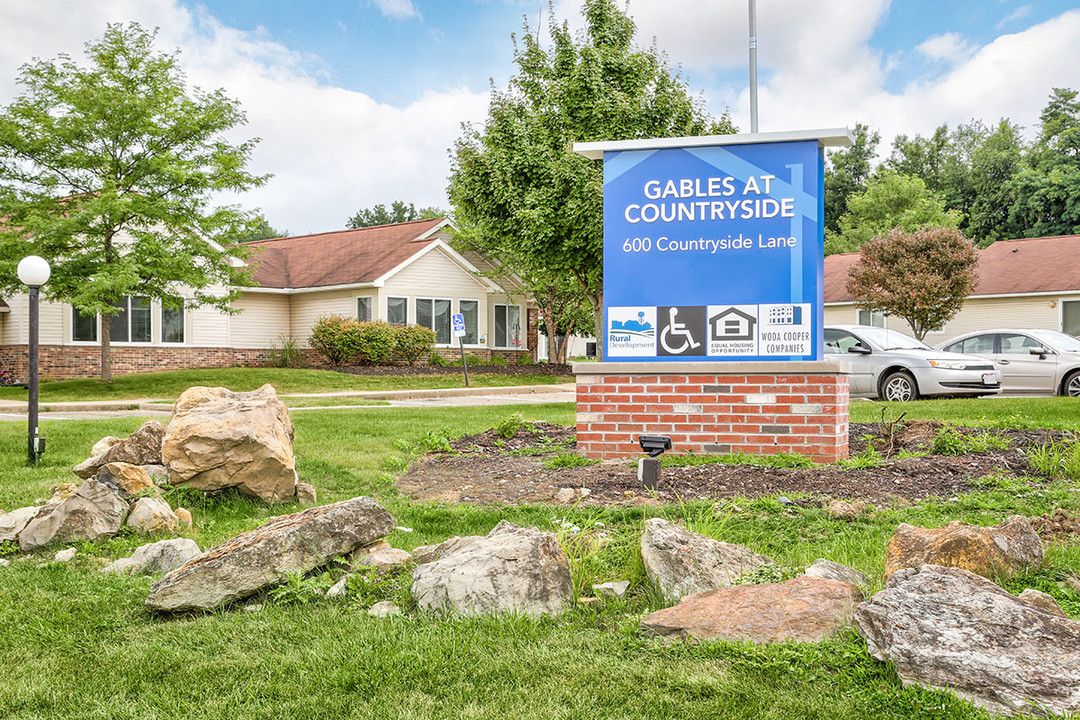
top-left (0, 367), bottom-right (573, 403)
top-left (0, 398), bottom-right (1078, 719)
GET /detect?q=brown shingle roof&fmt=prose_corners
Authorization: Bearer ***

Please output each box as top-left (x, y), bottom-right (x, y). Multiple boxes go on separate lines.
top-left (824, 235), bottom-right (1080, 303)
top-left (245, 218), bottom-right (447, 289)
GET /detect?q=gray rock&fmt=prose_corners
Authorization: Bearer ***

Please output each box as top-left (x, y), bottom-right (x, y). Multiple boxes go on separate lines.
top-left (145, 496), bottom-right (394, 613)
top-left (19, 479), bottom-right (128, 551)
top-left (90, 436), bottom-right (122, 457)
top-left (411, 535), bottom-right (479, 566)
top-left (140, 464), bottom-right (170, 485)
top-left (593, 580), bottom-right (630, 597)
top-left (640, 517), bottom-right (773, 600)
top-left (296, 482), bottom-right (317, 507)
top-left (856, 564), bottom-right (1080, 716)
top-left (0, 506), bottom-right (40, 543)
top-left (161, 385), bottom-right (297, 504)
top-left (53, 548), bottom-right (77, 563)
top-left (803, 559), bottom-right (871, 587)
top-left (411, 521), bottom-right (573, 617)
top-left (126, 497), bottom-right (179, 534)
top-left (351, 541), bottom-right (411, 572)
top-left (642, 576), bottom-right (862, 644)
top-left (368, 601), bottom-right (402, 618)
top-left (74, 421), bottom-right (166, 478)
top-left (104, 539), bottom-right (202, 576)
top-left (326, 575), bottom-right (349, 597)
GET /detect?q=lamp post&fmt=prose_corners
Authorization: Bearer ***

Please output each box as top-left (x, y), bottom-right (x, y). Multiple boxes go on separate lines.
top-left (17, 255), bottom-right (50, 464)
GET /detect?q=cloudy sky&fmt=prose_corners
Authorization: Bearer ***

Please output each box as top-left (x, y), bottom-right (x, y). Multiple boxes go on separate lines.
top-left (1, 0), bottom-right (1078, 236)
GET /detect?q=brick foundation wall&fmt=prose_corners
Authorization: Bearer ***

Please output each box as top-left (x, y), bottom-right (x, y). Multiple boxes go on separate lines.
top-left (574, 361), bottom-right (850, 463)
top-left (0, 345), bottom-right (285, 380)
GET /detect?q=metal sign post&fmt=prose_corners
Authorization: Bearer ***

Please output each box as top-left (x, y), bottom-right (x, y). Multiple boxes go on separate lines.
top-left (451, 313), bottom-right (469, 387)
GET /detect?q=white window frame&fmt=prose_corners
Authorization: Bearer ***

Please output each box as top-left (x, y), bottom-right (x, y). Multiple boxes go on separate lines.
top-left (386, 296), bottom-right (409, 325)
top-left (493, 303), bottom-right (524, 349)
top-left (160, 299), bottom-right (186, 344)
top-left (856, 309), bottom-right (886, 328)
top-left (416, 297), bottom-right (453, 346)
top-left (71, 295), bottom-right (158, 345)
top-left (356, 296), bottom-right (373, 323)
top-left (458, 298), bottom-right (480, 346)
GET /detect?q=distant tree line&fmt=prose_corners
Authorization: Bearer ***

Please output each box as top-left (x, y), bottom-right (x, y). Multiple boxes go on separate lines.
top-left (825, 87), bottom-right (1080, 254)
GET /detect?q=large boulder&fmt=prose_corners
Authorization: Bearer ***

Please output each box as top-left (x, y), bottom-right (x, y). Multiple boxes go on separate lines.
top-left (104, 539), bottom-right (202, 576)
top-left (411, 521), bottom-right (573, 617)
top-left (73, 421), bottom-right (166, 478)
top-left (642, 576), bottom-right (862, 643)
top-left (126, 497), bottom-right (179, 534)
top-left (640, 517), bottom-right (773, 599)
top-left (145, 496), bottom-right (394, 612)
top-left (161, 385), bottom-right (297, 504)
top-left (19, 479), bottom-right (128, 551)
top-left (884, 515), bottom-right (1043, 580)
top-left (856, 564), bottom-right (1080, 716)
top-left (95, 462), bottom-right (155, 499)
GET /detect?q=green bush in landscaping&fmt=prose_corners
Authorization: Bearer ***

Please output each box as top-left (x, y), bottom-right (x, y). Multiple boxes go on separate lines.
top-left (394, 324), bottom-right (436, 365)
top-left (308, 315), bottom-right (359, 365)
top-left (309, 316), bottom-right (424, 366)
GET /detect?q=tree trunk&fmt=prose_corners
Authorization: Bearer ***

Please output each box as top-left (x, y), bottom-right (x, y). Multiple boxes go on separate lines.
top-left (588, 291), bottom-right (604, 349)
top-left (100, 316), bottom-right (112, 382)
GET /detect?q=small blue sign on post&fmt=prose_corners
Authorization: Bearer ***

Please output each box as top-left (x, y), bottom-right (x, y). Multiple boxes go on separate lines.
top-left (575, 130), bottom-right (853, 363)
top-left (451, 312), bottom-right (469, 386)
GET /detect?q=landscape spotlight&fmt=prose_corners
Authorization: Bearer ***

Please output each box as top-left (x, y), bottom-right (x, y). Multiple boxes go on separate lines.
top-left (638, 435), bottom-right (672, 458)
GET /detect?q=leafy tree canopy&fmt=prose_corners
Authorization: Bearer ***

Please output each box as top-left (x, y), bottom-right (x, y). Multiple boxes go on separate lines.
top-left (346, 201), bottom-right (443, 229)
top-left (232, 213), bottom-right (286, 243)
top-left (825, 171), bottom-right (960, 255)
top-left (0, 22), bottom-right (267, 380)
top-left (846, 226), bottom-right (979, 341)
top-left (448, 0), bottom-right (734, 340)
top-left (823, 123), bottom-right (879, 234)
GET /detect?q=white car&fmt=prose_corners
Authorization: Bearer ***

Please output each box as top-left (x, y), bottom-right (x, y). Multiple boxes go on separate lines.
top-left (937, 329), bottom-right (1080, 396)
top-left (825, 325), bottom-right (1002, 401)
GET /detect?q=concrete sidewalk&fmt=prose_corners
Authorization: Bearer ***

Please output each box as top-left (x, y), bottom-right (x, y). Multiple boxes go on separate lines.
top-left (0, 382), bottom-right (577, 421)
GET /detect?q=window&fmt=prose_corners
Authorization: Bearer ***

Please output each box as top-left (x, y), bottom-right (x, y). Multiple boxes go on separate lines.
top-left (387, 296), bottom-right (408, 325)
top-left (417, 298), bottom-right (452, 344)
top-left (494, 304), bottom-right (522, 348)
top-left (1064, 300), bottom-right (1080, 337)
top-left (459, 300), bottom-right (478, 344)
top-left (857, 309), bottom-right (886, 328)
top-left (824, 328), bottom-right (865, 355)
top-left (110, 296), bottom-right (151, 343)
top-left (73, 307), bottom-right (97, 342)
top-left (161, 300), bottom-right (185, 344)
top-left (1000, 332), bottom-right (1042, 354)
top-left (356, 296), bottom-right (372, 322)
top-left (944, 334), bottom-right (995, 355)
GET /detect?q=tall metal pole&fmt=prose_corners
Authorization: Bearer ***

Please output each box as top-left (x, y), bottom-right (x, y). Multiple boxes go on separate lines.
top-left (27, 284), bottom-right (40, 464)
top-left (748, 0), bottom-right (759, 133)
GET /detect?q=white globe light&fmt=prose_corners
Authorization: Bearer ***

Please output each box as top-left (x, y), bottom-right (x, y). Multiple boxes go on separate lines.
top-left (16, 255), bottom-right (51, 286)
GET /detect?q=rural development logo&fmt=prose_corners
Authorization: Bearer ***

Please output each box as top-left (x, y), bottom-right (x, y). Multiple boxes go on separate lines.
top-left (607, 307), bottom-right (656, 357)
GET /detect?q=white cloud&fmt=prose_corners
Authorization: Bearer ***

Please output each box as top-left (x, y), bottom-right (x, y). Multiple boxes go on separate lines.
top-left (0, 0), bottom-right (487, 234)
top-left (998, 5), bottom-right (1033, 28)
top-left (368, 0), bottom-right (421, 21)
top-left (916, 32), bottom-right (976, 66)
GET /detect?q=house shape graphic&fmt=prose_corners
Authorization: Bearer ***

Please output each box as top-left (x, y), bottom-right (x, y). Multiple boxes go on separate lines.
top-left (709, 307), bottom-right (757, 341)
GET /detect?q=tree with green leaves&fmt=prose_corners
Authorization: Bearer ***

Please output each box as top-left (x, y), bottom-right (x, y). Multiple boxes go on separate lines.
top-left (823, 123), bottom-right (879, 234)
top-left (448, 0), bottom-right (734, 340)
top-left (346, 201), bottom-right (443, 229)
top-left (232, 213), bottom-right (286, 243)
top-left (0, 23), bottom-right (267, 381)
top-left (967, 119), bottom-right (1024, 244)
top-left (825, 171), bottom-right (961, 255)
top-left (846, 227), bottom-right (978, 341)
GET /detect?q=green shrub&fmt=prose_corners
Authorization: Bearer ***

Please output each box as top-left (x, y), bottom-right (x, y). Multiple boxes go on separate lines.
top-left (489, 354), bottom-right (509, 367)
top-left (428, 351), bottom-right (450, 367)
top-left (1028, 434), bottom-right (1080, 480)
top-left (394, 324), bottom-right (436, 365)
top-left (932, 425), bottom-right (1010, 455)
top-left (308, 315), bottom-right (360, 365)
top-left (496, 412), bottom-right (535, 439)
top-left (543, 451), bottom-right (600, 469)
top-left (351, 321), bottom-right (397, 365)
top-left (516, 353), bottom-right (534, 365)
top-left (267, 334), bottom-right (302, 368)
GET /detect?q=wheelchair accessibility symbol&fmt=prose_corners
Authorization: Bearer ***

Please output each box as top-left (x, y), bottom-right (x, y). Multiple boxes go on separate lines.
top-left (658, 306), bottom-right (706, 356)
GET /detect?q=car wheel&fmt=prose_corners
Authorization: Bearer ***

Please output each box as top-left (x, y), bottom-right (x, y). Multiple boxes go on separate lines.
top-left (881, 370), bottom-right (919, 402)
top-left (1064, 371), bottom-right (1080, 398)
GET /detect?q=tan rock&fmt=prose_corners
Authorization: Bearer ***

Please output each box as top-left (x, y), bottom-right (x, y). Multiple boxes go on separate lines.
top-left (826, 499), bottom-right (868, 520)
top-left (884, 516), bottom-right (1043, 580)
top-left (126, 497), bottom-right (179, 534)
top-left (74, 421), bottom-right (166, 478)
top-left (90, 436), bottom-right (122, 458)
top-left (175, 508), bottom-right (193, 529)
top-left (96, 463), bottom-right (155, 499)
top-left (19, 479), bottom-right (128, 551)
top-left (296, 482), bottom-right (317, 506)
top-left (351, 540), bottom-right (412, 572)
top-left (161, 385), bottom-right (297, 504)
top-left (642, 576), bottom-right (862, 643)
top-left (1018, 588), bottom-right (1067, 617)
top-left (0, 506), bottom-right (40, 543)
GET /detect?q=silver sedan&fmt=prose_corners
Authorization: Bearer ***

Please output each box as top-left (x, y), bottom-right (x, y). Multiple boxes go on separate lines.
top-left (937, 328), bottom-right (1080, 396)
top-left (825, 325), bottom-right (1002, 401)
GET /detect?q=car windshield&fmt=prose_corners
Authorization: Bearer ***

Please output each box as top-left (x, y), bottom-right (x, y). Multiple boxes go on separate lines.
top-left (1028, 329), bottom-right (1080, 353)
top-left (852, 326), bottom-right (930, 351)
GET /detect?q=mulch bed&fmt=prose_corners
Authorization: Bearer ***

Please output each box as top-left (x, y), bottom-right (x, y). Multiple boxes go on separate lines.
top-left (325, 363), bottom-right (573, 377)
top-left (395, 420), bottom-right (1070, 508)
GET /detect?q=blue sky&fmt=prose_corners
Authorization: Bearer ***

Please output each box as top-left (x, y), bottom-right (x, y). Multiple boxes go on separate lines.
top-left (1, 0), bottom-right (1079, 234)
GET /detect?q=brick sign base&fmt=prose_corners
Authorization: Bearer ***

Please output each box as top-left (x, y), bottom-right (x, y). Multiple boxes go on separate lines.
top-left (574, 361), bottom-right (850, 463)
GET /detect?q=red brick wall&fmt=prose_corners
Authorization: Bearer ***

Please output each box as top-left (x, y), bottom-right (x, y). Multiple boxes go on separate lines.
top-left (574, 362), bottom-right (850, 463)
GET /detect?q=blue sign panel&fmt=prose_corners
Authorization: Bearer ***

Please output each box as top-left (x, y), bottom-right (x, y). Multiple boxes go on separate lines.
top-left (602, 140), bottom-right (824, 362)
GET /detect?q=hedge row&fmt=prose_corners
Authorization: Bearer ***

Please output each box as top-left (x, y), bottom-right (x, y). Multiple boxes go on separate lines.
top-left (309, 315), bottom-right (436, 366)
